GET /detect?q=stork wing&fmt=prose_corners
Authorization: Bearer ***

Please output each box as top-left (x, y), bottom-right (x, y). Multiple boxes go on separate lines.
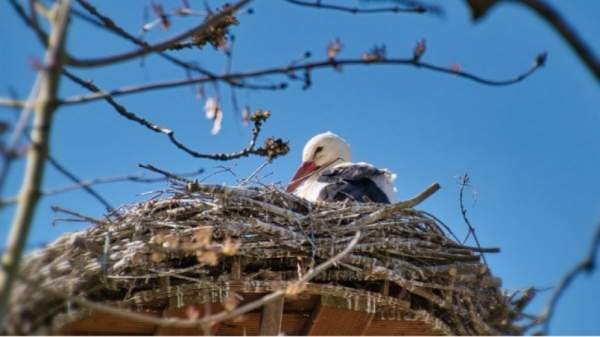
top-left (317, 163), bottom-right (391, 203)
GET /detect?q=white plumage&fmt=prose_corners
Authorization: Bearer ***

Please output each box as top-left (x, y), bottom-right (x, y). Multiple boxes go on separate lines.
top-left (287, 132), bottom-right (396, 203)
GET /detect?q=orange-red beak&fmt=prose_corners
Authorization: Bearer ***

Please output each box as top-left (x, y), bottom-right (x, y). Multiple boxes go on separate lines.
top-left (286, 161), bottom-right (318, 193)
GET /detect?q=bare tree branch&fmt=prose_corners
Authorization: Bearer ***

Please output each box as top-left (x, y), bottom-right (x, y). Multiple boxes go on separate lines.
top-left (513, 0), bottom-right (599, 81)
top-left (62, 70), bottom-right (288, 161)
top-left (538, 223), bottom-right (600, 334)
top-left (60, 54), bottom-right (546, 106)
top-left (0, 98), bottom-right (26, 109)
top-left (46, 155), bottom-right (114, 212)
top-left (284, 0), bottom-right (427, 14)
top-left (65, 0), bottom-right (251, 68)
top-left (70, 0), bottom-right (283, 92)
top-left (0, 0), bottom-right (71, 320)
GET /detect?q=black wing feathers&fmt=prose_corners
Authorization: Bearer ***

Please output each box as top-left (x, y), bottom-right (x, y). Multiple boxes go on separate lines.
top-left (317, 165), bottom-right (390, 203)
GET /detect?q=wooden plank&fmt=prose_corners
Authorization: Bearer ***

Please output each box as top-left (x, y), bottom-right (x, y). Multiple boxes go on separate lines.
top-left (154, 303), bottom-right (221, 335)
top-left (259, 296), bottom-right (285, 335)
top-left (364, 318), bottom-right (442, 336)
top-left (305, 300), bottom-right (374, 336)
top-left (60, 310), bottom-right (158, 335)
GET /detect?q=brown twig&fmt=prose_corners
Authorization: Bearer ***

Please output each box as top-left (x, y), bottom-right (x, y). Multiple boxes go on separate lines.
top-left (65, 0), bottom-right (251, 68)
top-left (458, 173), bottom-right (487, 265)
top-left (60, 54), bottom-right (546, 106)
top-left (70, 0), bottom-right (282, 92)
top-left (62, 70), bottom-right (287, 161)
top-left (284, 0), bottom-right (427, 14)
top-left (46, 155), bottom-right (114, 212)
top-left (0, 0), bottom-right (71, 319)
top-left (538, 223), bottom-right (600, 334)
top-left (511, 0), bottom-right (599, 81)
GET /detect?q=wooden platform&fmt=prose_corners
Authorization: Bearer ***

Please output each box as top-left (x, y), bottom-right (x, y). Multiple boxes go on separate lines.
top-left (58, 281), bottom-right (450, 335)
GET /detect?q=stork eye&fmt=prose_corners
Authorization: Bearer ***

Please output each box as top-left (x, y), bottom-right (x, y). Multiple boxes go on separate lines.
top-left (314, 146), bottom-right (324, 156)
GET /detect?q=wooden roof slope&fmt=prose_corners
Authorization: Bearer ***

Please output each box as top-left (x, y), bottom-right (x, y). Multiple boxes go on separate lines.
top-left (3, 182), bottom-right (528, 335)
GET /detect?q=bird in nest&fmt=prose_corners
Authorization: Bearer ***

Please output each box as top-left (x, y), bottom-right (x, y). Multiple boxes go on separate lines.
top-left (286, 132), bottom-right (396, 203)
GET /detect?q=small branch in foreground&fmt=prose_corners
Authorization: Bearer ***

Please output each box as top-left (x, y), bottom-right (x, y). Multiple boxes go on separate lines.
top-left (15, 231), bottom-right (360, 330)
top-left (62, 70), bottom-right (288, 161)
top-left (538, 223), bottom-right (600, 334)
top-left (60, 54), bottom-right (546, 106)
top-left (458, 173), bottom-right (487, 265)
top-left (0, 98), bottom-right (26, 109)
top-left (0, 0), bottom-right (71, 320)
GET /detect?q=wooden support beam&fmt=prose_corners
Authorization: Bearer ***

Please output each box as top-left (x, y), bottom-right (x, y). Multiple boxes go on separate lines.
top-left (259, 296), bottom-right (284, 335)
top-left (305, 296), bottom-right (374, 336)
top-left (154, 304), bottom-right (222, 335)
top-left (231, 256), bottom-right (242, 280)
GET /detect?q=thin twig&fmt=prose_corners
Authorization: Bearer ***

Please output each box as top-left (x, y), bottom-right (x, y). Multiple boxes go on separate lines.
top-left (62, 70), bottom-right (287, 161)
top-left (60, 55), bottom-right (545, 106)
top-left (539, 223), bottom-right (600, 334)
top-left (284, 0), bottom-right (426, 14)
top-left (70, 0), bottom-right (281, 92)
top-left (46, 155), bottom-right (114, 212)
top-left (458, 173), bottom-right (487, 265)
top-left (65, 0), bottom-right (251, 68)
top-left (0, 98), bottom-right (26, 109)
top-left (510, 0), bottom-right (599, 81)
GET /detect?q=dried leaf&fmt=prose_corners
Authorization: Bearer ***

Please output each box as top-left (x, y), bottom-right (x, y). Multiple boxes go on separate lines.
top-left (285, 282), bottom-right (306, 297)
top-left (151, 2), bottom-right (170, 29)
top-left (241, 106), bottom-right (250, 126)
top-left (222, 237), bottom-right (241, 256)
top-left (193, 226), bottom-right (213, 246)
top-left (162, 234), bottom-right (179, 249)
top-left (204, 97), bottom-right (223, 135)
top-left (151, 251), bottom-right (166, 263)
top-left (197, 250), bottom-right (219, 265)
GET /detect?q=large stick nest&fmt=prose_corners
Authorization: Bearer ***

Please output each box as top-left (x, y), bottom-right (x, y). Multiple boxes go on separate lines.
top-left (3, 181), bottom-right (527, 335)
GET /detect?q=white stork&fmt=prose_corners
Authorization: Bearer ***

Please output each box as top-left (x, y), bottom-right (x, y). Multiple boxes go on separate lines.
top-left (286, 132), bottom-right (396, 203)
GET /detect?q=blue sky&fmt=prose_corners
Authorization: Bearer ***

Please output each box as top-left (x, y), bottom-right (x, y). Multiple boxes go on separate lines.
top-left (1, 0), bottom-right (599, 334)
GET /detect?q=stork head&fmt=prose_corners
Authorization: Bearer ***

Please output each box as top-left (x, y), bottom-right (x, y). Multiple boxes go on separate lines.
top-left (286, 132), bottom-right (351, 193)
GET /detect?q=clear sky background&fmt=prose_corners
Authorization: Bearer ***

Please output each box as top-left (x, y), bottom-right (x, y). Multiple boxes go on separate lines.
top-left (1, 0), bottom-right (599, 334)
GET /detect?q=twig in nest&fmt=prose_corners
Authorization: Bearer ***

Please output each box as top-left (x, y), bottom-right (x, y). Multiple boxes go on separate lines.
top-left (14, 231), bottom-right (360, 330)
top-left (458, 173), bottom-right (487, 265)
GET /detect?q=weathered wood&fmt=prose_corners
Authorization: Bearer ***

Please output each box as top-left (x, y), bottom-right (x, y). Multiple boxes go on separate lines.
top-left (60, 311), bottom-right (158, 335)
top-left (305, 297), bottom-right (374, 336)
top-left (231, 256), bottom-right (242, 280)
top-left (259, 296), bottom-right (284, 335)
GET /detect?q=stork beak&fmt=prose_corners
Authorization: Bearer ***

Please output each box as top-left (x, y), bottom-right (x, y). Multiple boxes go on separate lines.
top-left (286, 161), bottom-right (318, 193)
